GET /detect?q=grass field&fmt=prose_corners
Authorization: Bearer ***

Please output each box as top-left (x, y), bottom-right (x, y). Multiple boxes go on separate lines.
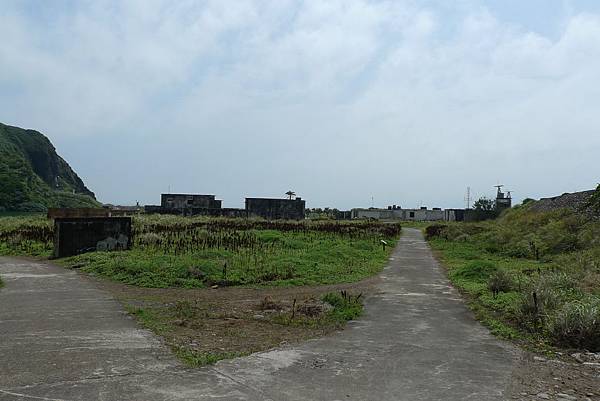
top-left (426, 205), bottom-right (600, 352)
top-left (0, 215), bottom-right (400, 288)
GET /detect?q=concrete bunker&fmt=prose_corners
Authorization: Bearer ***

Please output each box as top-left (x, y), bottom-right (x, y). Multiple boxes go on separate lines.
top-left (53, 217), bottom-right (132, 258)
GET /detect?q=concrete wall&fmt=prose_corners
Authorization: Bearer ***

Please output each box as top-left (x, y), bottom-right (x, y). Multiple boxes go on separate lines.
top-left (53, 217), bottom-right (132, 258)
top-left (48, 208), bottom-right (110, 219)
top-left (160, 194), bottom-right (221, 209)
top-left (351, 208), bottom-right (446, 221)
top-left (444, 209), bottom-right (465, 222)
top-left (245, 198), bottom-right (306, 220)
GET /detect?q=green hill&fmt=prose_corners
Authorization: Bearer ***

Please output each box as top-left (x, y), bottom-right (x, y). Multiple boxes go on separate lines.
top-left (0, 123), bottom-right (99, 211)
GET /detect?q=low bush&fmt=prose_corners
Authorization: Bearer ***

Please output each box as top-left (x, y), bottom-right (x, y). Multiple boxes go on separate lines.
top-left (451, 260), bottom-right (497, 283)
top-left (488, 269), bottom-right (513, 296)
top-left (517, 288), bottom-right (560, 330)
top-left (550, 300), bottom-right (600, 351)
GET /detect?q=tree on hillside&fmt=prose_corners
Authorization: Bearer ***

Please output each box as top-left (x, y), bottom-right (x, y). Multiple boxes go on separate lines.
top-left (473, 197), bottom-right (495, 211)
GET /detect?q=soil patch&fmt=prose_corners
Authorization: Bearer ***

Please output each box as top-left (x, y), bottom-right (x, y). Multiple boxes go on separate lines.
top-left (88, 274), bottom-right (378, 365)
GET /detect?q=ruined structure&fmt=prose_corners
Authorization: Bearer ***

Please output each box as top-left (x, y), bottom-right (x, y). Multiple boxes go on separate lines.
top-left (53, 217), bottom-right (132, 258)
top-left (246, 197), bottom-right (306, 220)
top-left (161, 194), bottom-right (222, 210)
top-left (145, 193), bottom-right (306, 220)
top-left (145, 194), bottom-right (222, 216)
top-left (494, 185), bottom-right (512, 212)
top-left (351, 206), bottom-right (445, 221)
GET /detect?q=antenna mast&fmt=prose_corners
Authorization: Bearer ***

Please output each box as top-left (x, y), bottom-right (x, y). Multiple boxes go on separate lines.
top-left (464, 186), bottom-right (472, 209)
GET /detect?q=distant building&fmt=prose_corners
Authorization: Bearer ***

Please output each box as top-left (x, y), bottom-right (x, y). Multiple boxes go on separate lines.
top-left (145, 193), bottom-right (307, 220)
top-left (145, 193), bottom-right (222, 216)
top-left (245, 197), bottom-right (306, 220)
top-left (161, 194), bottom-right (222, 210)
top-left (494, 186), bottom-right (512, 212)
top-left (351, 206), bottom-right (445, 221)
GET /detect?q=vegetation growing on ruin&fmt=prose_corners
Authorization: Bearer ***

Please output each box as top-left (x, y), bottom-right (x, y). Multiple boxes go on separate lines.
top-left (426, 201), bottom-right (600, 351)
top-left (0, 215), bottom-right (400, 288)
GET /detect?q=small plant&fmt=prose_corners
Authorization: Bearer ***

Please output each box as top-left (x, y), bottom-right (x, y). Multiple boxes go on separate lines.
top-left (173, 300), bottom-right (197, 320)
top-left (175, 347), bottom-right (246, 367)
top-left (488, 269), bottom-right (513, 297)
top-left (322, 290), bottom-right (363, 322)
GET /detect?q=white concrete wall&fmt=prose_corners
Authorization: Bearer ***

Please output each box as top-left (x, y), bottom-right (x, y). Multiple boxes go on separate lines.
top-left (351, 208), bottom-right (445, 221)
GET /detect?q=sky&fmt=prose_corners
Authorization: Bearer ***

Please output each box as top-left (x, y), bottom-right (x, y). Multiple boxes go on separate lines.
top-left (1, 0), bottom-right (600, 209)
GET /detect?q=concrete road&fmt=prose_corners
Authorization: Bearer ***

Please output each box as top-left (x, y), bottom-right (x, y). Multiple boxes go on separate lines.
top-left (0, 228), bottom-right (518, 400)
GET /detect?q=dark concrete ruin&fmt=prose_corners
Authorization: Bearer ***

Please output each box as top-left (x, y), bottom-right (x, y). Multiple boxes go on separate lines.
top-left (145, 193), bottom-right (307, 220)
top-left (245, 197), bottom-right (306, 220)
top-left (145, 194), bottom-right (223, 216)
top-left (53, 217), bottom-right (132, 258)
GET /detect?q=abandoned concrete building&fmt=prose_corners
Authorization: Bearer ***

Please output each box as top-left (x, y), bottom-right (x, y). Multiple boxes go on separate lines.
top-left (145, 193), bottom-right (306, 220)
top-left (161, 194), bottom-right (222, 210)
top-left (494, 186), bottom-right (512, 212)
top-left (246, 197), bottom-right (306, 220)
top-left (145, 194), bottom-right (222, 215)
top-left (351, 206), bottom-right (446, 221)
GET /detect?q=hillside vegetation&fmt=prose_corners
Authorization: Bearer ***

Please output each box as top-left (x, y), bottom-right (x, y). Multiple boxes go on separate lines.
top-left (0, 123), bottom-right (99, 211)
top-left (427, 189), bottom-right (600, 351)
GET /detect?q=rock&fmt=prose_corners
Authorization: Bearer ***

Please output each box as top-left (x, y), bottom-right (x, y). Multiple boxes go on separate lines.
top-left (556, 393), bottom-right (577, 400)
top-left (582, 362), bottom-right (600, 367)
top-left (296, 300), bottom-right (334, 317)
top-left (253, 314), bottom-right (265, 320)
top-left (536, 393), bottom-right (550, 400)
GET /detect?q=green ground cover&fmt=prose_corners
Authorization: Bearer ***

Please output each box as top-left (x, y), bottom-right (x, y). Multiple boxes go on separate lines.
top-left (426, 204), bottom-right (600, 351)
top-left (0, 215), bottom-right (400, 288)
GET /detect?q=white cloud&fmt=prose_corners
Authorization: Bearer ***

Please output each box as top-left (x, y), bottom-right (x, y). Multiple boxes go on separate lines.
top-left (0, 1), bottom-right (599, 207)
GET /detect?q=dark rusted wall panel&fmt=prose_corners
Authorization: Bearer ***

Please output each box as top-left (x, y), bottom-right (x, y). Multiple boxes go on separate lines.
top-left (53, 217), bottom-right (132, 258)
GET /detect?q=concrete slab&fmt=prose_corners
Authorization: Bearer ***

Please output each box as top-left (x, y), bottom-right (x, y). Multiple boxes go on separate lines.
top-left (0, 228), bottom-right (519, 400)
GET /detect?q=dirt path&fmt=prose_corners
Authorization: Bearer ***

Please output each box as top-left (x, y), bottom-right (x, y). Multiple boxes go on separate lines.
top-left (1, 228), bottom-right (519, 400)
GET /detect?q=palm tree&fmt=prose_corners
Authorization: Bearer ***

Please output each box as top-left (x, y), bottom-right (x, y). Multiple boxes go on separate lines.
top-left (285, 190), bottom-right (296, 200)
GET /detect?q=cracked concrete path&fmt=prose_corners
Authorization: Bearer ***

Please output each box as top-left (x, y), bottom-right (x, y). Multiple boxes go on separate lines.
top-left (0, 228), bottom-right (519, 400)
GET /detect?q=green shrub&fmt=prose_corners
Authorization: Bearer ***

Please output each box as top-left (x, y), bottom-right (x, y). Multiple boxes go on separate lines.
top-left (488, 269), bottom-right (513, 296)
top-left (550, 300), bottom-right (600, 351)
top-left (451, 260), bottom-right (497, 283)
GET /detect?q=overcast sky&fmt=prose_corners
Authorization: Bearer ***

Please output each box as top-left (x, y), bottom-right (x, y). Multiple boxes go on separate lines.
top-left (1, 0), bottom-right (599, 209)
